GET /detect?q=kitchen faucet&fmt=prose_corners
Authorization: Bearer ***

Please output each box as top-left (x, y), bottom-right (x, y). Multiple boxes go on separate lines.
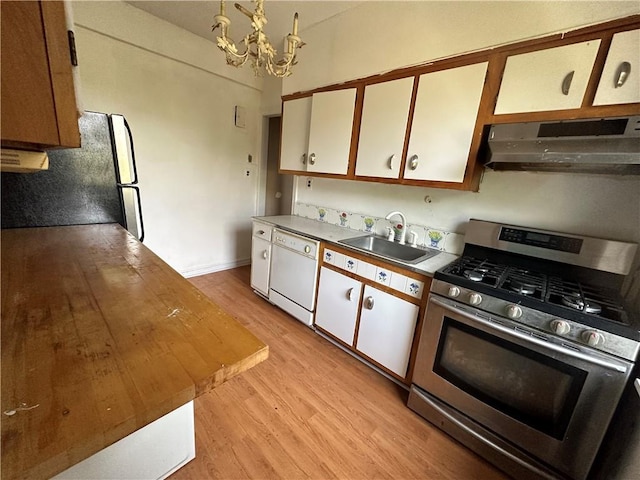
top-left (385, 211), bottom-right (407, 245)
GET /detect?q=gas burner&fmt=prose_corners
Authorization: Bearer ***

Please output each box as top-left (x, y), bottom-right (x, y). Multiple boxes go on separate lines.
top-left (561, 295), bottom-right (602, 315)
top-left (509, 279), bottom-right (536, 295)
top-left (464, 269), bottom-right (485, 282)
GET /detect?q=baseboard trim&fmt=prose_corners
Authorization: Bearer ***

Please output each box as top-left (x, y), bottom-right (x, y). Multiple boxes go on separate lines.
top-left (181, 258), bottom-right (250, 278)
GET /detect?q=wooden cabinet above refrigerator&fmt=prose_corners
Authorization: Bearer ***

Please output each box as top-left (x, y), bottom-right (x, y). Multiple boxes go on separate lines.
top-left (1, 1), bottom-right (80, 150)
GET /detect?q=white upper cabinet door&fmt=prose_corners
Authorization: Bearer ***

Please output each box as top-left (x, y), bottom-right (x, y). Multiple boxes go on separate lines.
top-left (315, 267), bottom-right (362, 346)
top-left (495, 40), bottom-right (601, 114)
top-left (593, 29), bottom-right (640, 106)
top-left (355, 77), bottom-right (414, 178)
top-left (356, 285), bottom-right (419, 378)
top-left (307, 88), bottom-right (357, 175)
top-left (404, 62), bottom-right (487, 183)
top-left (280, 97), bottom-right (312, 172)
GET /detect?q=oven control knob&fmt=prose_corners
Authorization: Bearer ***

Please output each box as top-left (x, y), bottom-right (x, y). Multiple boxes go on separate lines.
top-left (506, 304), bottom-right (523, 319)
top-left (581, 330), bottom-right (605, 347)
top-left (447, 286), bottom-right (460, 298)
top-left (469, 293), bottom-right (483, 306)
top-left (550, 320), bottom-right (571, 335)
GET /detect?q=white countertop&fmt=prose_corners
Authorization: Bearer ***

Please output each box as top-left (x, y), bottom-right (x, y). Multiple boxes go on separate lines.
top-left (254, 215), bottom-right (458, 276)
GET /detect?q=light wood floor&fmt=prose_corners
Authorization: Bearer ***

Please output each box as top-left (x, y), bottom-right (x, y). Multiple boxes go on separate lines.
top-left (171, 266), bottom-right (510, 480)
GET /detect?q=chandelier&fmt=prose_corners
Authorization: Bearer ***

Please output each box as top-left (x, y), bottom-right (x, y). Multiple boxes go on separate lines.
top-left (212, 0), bottom-right (304, 78)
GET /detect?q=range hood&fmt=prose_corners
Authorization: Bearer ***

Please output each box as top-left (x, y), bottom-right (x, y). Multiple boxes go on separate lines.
top-left (486, 116), bottom-right (640, 174)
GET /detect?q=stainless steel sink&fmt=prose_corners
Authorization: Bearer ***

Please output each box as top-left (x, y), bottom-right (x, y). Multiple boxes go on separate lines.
top-left (339, 235), bottom-right (440, 264)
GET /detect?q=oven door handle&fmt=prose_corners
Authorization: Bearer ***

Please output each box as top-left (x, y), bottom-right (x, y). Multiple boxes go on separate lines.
top-left (430, 297), bottom-right (630, 373)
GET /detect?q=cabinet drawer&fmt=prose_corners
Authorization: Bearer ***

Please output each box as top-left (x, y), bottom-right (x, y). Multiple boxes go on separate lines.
top-left (252, 221), bottom-right (272, 241)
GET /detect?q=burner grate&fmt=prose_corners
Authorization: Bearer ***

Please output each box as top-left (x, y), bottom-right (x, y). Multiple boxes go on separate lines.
top-left (441, 255), bottom-right (629, 325)
top-left (498, 267), bottom-right (545, 300)
top-left (546, 277), bottom-right (628, 324)
top-left (442, 256), bottom-right (506, 287)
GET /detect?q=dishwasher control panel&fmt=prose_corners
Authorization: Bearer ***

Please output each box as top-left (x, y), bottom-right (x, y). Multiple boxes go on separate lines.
top-left (273, 229), bottom-right (319, 259)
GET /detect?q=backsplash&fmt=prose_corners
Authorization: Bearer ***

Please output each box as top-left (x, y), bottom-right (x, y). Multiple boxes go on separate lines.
top-left (294, 202), bottom-right (464, 254)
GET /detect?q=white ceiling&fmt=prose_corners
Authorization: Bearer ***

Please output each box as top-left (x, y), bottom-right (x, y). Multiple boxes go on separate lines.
top-left (126, 1), bottom-right (363, 47)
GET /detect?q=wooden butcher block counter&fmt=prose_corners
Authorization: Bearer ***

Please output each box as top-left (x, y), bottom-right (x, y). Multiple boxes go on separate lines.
top-left (1, 224), bottom-right (269, 480)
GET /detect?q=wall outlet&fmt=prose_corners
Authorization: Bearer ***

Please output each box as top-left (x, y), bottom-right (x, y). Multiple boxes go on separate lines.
top-left (306, 178), bottom-right (312, 189)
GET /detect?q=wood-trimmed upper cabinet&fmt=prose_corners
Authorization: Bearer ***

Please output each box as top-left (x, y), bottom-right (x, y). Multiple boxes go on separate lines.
top-left (355, 77), bottom-right (414, 178)
top-left (494, 40), bottom-right (601, 114)
top-left (280, 88), bottom-right (356, 175)
top-left (404, 62), bottom-right (488, 183)
top-left (593, 29), bottom-right (640, 106)
top-left (1, 1), bottom-right (80, 149)
top-left (307, 89), bottom-right (357, 175)
top-left (280, 96), bottom-right (312, 172)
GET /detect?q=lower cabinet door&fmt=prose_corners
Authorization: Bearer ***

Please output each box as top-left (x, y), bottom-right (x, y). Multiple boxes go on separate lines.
top-left (250, 236), bottom-right (271, 296)
top-left (315, 267), bottom-right (362, 345)
top-left (356, 285), bottom-right (419, 378)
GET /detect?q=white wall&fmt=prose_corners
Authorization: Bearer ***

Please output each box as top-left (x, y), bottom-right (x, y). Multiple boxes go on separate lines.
top-left (285, 1), bottom-right (640, 244)
top-left (72, 1), bottom-right (264, 276)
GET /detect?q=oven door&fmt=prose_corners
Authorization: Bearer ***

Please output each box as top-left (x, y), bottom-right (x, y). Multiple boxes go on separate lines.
top-left (412, 295), bottom-right (633, 480)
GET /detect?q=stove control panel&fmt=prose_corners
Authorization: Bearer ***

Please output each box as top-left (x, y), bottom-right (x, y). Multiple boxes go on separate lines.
top-left (499, 227), bottom-right (583, 254)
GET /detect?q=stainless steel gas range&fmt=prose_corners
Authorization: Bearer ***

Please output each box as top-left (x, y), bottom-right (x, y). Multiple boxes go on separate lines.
top-left (408, 219), bottom-right (639, 480)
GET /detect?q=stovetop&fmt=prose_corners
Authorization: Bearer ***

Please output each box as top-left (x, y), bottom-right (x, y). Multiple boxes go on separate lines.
top-left (435, 254), bottom-right (638, 341)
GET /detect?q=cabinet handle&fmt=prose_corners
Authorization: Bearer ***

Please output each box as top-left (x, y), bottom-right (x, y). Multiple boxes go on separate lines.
top-left (346, 287), bottom-right (354, 301)
top-left (615, 61), bottom-right (631, 88)
top-left (561, 71), bottom-right (574, 95)
top-left (301, 153), bottom-right (307, 165)
top-left (67, 31), bottom-right (78, 66)
top-left (388, 154), bottom-right (396, 170)
top-left (409, 154), bottom-right (419, 171)
top-left (262, 250), bottom-right (268, 259)
top-left (257, 230), bottom-right (265, 235)
top-left (364, 296), bottom-right (375, 310)
top-left (308, 153), bottom-right (316, 165)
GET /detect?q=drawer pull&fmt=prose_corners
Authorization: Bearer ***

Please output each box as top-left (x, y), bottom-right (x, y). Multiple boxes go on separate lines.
top-left (615, 61), bottom-right (631, 88)
top-left (301, 153), bottom-right (307, 165)
top-left (364, 296), bottom-right (375, 310)
top-left (308, 153), bottom-right (316, 165)
top-left (561, 71), bottom-right (574, 95)
top-left (257, 230), bottom-right (265, 235)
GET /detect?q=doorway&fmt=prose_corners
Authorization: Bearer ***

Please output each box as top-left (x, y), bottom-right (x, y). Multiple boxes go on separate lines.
top-left (264, 116), bottom-right (293, 216)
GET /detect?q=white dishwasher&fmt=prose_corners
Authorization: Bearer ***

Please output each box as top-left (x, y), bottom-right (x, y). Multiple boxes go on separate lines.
top-left (269, 228), bottom-right (320, 327)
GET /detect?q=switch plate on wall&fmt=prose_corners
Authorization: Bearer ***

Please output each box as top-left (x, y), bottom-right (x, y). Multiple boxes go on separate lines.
top-left (234, 106), bottom-right (246, 128)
